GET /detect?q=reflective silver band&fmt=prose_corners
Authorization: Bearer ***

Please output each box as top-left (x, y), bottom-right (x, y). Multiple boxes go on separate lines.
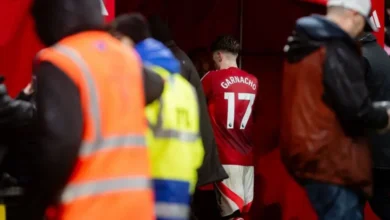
top-left (153, 129), bottom-right (198, 142)
top-left (155, 202), bottom-right (189, 219)
top-left (80, 135), bottom-right (146, 156)
top-left (54, 45), bottom-right (102, 141)
top-left (61, 176), bottom-right (150, 203)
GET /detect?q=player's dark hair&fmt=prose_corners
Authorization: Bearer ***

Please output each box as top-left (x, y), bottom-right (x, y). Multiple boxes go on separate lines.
top-left (110, 13), bottom-right (151, 44)
top-left (148, 15), bottom-right (173, 43)
top-left (210, 35), bottom-right (240, 55)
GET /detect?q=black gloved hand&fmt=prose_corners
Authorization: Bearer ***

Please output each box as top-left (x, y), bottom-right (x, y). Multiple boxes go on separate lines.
top-left (0, 78), bottom-right (34, 127)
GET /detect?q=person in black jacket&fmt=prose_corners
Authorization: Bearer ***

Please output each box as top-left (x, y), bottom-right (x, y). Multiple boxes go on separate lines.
top-left (360, 32), bottom-right (390, 220)
top-left (1, 79), bottom-right (36, 177)
top-left (0, 78), bottom-right (36, 131)
top-left (282, 1), bottom-right (390, 219)
top-left (0, 78), bottom-right (36, 178)
top-left (0, 78), bottom-right (37, 220)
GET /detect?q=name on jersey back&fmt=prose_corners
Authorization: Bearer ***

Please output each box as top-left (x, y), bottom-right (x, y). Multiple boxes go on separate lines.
top-left (221, 76), bottom-right (257, 90)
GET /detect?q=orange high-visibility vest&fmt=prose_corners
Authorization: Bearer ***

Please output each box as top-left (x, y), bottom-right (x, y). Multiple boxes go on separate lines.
top-left (37, 31), bottom-right (154, 220)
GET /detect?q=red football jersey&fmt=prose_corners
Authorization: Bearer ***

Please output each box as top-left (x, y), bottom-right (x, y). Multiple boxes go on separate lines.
top-left (201, 67), bottom-right (258, 166)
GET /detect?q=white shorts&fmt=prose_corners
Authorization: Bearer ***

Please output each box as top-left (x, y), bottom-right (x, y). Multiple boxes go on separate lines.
top-left (215, 165), bottom-right (254, 217)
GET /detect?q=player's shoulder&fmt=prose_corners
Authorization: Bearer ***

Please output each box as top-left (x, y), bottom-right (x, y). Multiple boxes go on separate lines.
top-left (200, 71), bottom-right (211, 81)
top-left (200, 70), bottom-right (221, 81)
top-left (240, 69), bottom-right (258, 82)
top-left (238, 69), bottom-right (254, 77)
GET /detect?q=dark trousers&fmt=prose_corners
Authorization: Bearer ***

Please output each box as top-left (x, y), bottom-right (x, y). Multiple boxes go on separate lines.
top-left (303, 180), bottom-right (365, 220)
top-left (370, 168), bottom-right (390, 220)
top-left (191, 189), bottom-right (221, 220)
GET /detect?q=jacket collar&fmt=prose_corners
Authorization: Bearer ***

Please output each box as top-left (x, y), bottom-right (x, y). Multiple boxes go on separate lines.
top-left (359, 32), bottom-right (377, 44)
top-left (296, 15), bottom-right (355, 44)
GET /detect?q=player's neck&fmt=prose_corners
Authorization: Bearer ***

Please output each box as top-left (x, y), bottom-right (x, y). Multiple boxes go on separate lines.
top-left (219, 61), bottom-right (238, 70)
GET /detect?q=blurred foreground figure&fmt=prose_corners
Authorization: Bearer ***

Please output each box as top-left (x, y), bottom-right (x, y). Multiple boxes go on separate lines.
top-left (202, 36), bottom-right (258, 220)
top-left (148, 16), bottom-right (228, 187)
top-left (0, 79), bottom-right (36, 220)
top-left (0, 77), bottom-right (36, 159)
top-left (110, 13), bottom-right (204, 220)
top-left (0, 78), bottom-right (36, 170)
top-left (360, 32), bottom-right (390, 220)
top-left (282, 0), bottom-right (390, 219)
top-left (23, 1), bottom-right (155, 219)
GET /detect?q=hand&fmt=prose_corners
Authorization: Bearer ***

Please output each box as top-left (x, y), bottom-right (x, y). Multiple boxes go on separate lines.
top-left (386, 109), bottom-right (390, 129)
top-left (0, 79), bottom-right (9, 100)
top-left (379, 109), bottom-right (390, 133)
top-left (23, 82), bottom-right (34, 95)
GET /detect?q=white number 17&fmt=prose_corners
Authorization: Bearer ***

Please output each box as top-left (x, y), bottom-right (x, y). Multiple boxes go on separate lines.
top-left (224, 92), bottom-right (255, 130)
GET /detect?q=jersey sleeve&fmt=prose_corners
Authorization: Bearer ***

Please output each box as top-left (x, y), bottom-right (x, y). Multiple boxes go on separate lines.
top-left (253, 75), bottom-right (259, 91)
top-left (251, 75), bottom-right (259, 120)
top-left (200, 71), bottom-right (212, 99)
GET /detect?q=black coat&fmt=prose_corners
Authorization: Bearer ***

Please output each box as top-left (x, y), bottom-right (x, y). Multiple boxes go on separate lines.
top-left (166, 41), bottom-right (228, 186)
top-left (0, 89), bottom-right (37, 181)
top-left (0, 84), bottom-right (36, 170)
top-left (360, 33), bottom-right (390, 169)
top-left (283, 16), bottom-right (389, 195)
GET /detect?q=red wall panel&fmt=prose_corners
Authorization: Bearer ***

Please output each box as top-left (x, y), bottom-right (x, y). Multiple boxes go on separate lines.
top-left (103, 0), bottom-right (116, 22)
top-left (117, 0), bottom-right (240, 52)
top-left (0, 0), bottom-right (115, 97)
top-left (0, 0), bottom-right (41, 97)
top-left (371, 0), bottom-right (385, 46)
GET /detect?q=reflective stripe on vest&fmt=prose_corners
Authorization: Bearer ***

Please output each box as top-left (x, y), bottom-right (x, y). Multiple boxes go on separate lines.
top-left (51, 45), bottom-right (149, 204)
top-left (61, 177), bottom-right (149, 203)
top-left (155, 202), bottom-right (189, 219)
top-left (80, 135), bottom-right (146, 156)
top-left (149, 88), bottom-right (199, 143)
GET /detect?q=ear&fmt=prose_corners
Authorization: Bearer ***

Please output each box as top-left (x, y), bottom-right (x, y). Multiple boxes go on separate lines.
top-left (217, 51), bottom-right (223, 62)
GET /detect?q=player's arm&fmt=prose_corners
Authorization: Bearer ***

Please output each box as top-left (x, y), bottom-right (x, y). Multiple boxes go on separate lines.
top-left (251, 77), bottom-right (259, 120)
